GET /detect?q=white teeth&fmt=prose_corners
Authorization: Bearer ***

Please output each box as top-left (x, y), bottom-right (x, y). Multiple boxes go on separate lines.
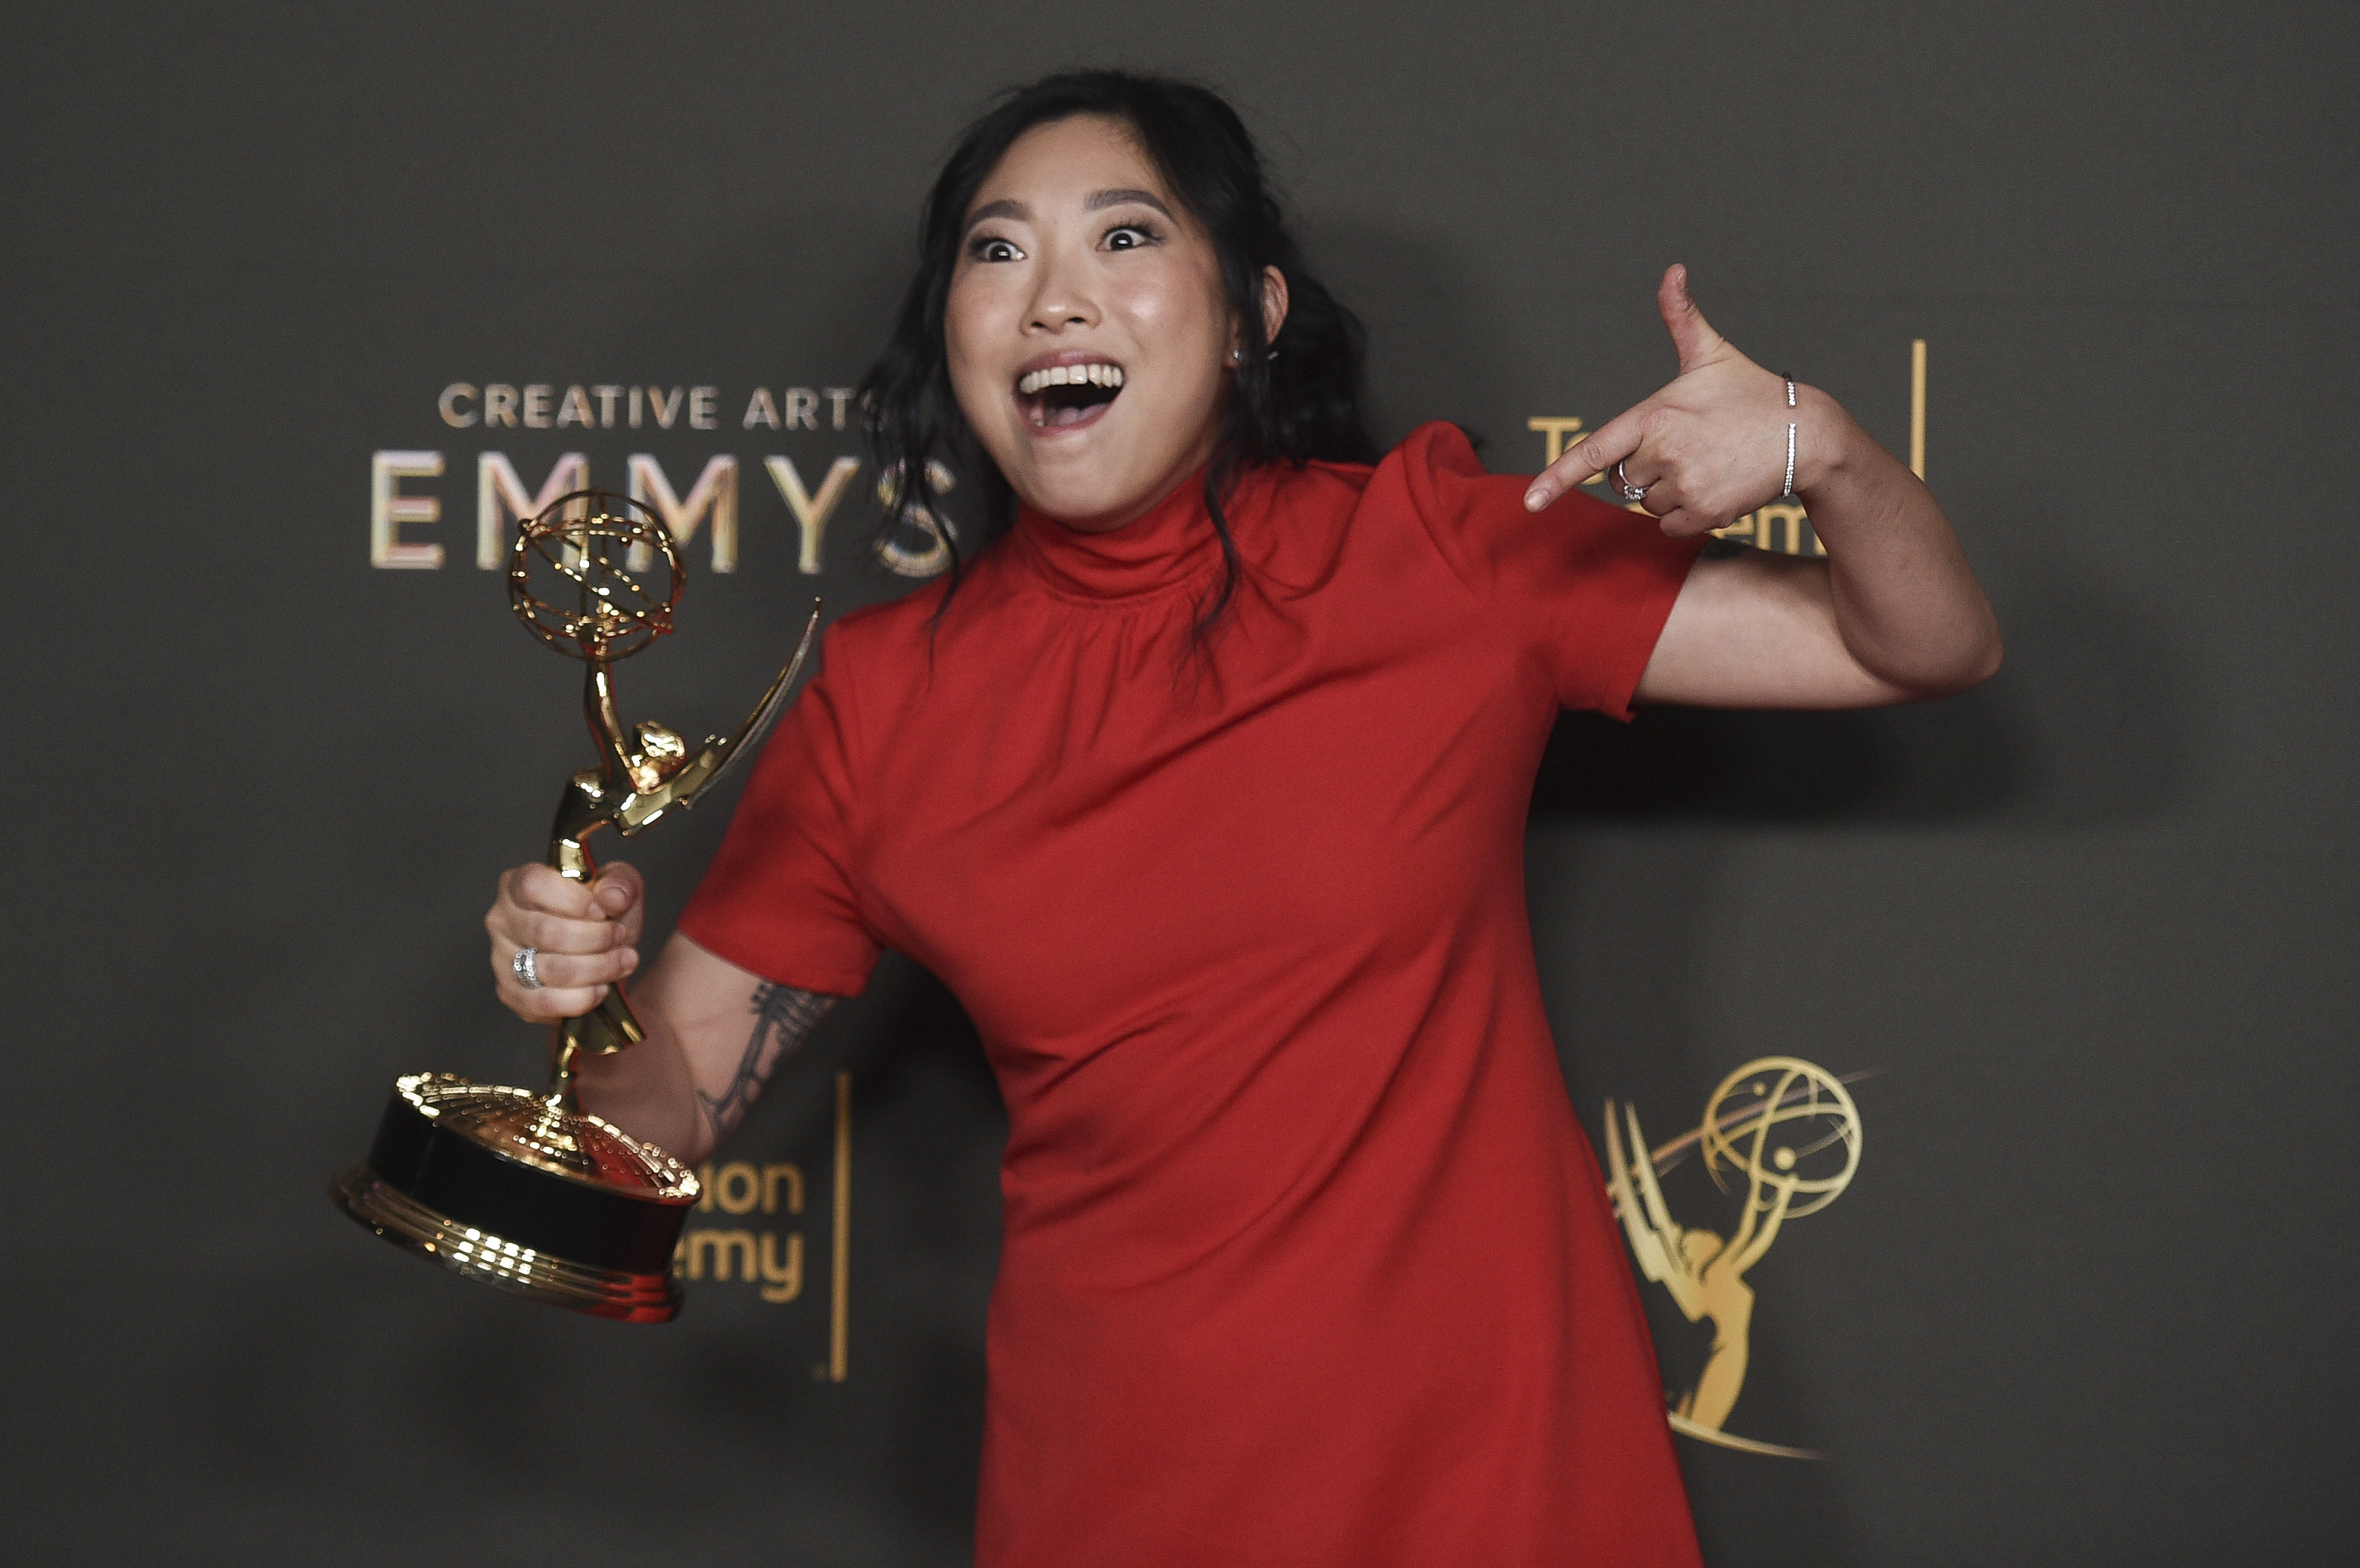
top-left (1016, 364), bottom-right (1124, 395)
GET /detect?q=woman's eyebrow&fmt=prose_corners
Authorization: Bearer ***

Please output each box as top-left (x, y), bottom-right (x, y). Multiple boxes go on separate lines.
top-left (963, 197), bottom-right (1030, 231)
top-left (1086, 187), bottom-right (1174, 218)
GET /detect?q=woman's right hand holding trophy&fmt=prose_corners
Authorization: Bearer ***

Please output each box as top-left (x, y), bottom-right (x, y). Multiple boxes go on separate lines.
top-left (487, 862), bottom-right (646, 1027)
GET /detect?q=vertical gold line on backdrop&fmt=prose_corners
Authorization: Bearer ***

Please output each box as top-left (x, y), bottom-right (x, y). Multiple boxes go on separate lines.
top-left (830, 1070), bottom-right (851, 1383)
top-left (1909, 339), bottom-right (1928, 481)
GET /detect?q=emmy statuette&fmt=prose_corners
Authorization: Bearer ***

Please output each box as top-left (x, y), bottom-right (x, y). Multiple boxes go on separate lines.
top-left (333, 491), bottom-right (821, 1322)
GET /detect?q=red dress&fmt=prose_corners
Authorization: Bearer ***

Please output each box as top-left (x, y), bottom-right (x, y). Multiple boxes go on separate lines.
top-left (681, 423), bottom-right (1705, 1566)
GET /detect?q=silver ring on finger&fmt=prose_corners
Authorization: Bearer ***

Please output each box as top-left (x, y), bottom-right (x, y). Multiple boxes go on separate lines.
top-left (512, 946), bottom-right (543, 990)
top-left (1612, 460), bottom-right (1651, 504)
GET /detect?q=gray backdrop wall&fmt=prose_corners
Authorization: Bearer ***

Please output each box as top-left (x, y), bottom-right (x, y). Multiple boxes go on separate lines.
top-left (9, 2), bottom-right (2355, 1563)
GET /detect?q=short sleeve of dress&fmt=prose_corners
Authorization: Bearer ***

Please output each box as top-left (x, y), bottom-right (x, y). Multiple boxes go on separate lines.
top-left (675, 624), bottom-right (883, 996)
top-left (1392, 421), bottom-right (1703, 720)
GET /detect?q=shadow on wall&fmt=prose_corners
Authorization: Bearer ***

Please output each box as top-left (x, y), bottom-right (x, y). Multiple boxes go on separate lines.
top-left (1534, 547), bottom-right (2185, 831)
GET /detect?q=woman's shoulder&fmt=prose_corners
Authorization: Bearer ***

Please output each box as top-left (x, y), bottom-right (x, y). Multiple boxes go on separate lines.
top-left (1289, 420), bottom-right (1679, 613)
top-left (1363, 421), bottom-right (1519, 515)
top-left (1254, 423), bottom-right (1518, 548)
top-left (1220, 425), bottom-right (1462, 594)
top-left (1272, 423), bottom-right (1504, 519)
top-left (1378, 420), bottom-right (1489, 474)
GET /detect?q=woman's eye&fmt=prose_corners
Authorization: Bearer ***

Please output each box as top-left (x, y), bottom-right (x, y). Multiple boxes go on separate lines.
top-left (1103, 224), bottom-right (1157, 251)
top-left (969, 237), bottom-right (1022, 262)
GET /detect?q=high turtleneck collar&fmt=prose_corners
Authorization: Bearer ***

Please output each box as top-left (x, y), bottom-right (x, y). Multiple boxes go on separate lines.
top-left (1012, 469), bottom-right (1222, 605)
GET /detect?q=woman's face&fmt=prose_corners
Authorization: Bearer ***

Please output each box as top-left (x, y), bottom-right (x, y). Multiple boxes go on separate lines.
top-left (946, 114), bottom-right (1275, 533)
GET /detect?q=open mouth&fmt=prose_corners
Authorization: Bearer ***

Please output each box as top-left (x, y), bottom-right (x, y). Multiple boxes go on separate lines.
top-left (1016, 361), bottom-right (1124, 429)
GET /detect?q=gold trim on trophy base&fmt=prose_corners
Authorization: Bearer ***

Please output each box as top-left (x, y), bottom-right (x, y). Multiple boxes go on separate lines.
top-left (391, 1074), bottom-right (699, 1196)
top-left (334, 1072), bottom-right (698, 1324)
top-left (333, 1162), bottom-right (682, 1322)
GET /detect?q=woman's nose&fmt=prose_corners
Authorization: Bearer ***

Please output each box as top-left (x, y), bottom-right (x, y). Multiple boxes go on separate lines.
top-left (1025, 249), bottom-right (1098, 333)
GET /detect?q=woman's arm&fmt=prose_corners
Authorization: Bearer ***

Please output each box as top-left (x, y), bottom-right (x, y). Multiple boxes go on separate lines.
top-left (1521, 265), bottom-right (2002, 708)
top-left (488, 862), bottom-right (836, 1165)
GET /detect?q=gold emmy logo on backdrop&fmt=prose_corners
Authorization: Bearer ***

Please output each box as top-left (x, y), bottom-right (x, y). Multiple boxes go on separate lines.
top-left (1604, 1058), bottom-right (1862, 1459)
top-left (332, 489), bottom-right (820, 1322)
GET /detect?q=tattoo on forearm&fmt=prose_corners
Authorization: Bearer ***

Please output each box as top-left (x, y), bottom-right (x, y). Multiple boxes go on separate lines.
top-left (697, 984), bottom-right (835, 1146)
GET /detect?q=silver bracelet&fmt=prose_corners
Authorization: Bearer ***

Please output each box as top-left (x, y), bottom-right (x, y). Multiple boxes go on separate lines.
top-left (1780, 371), bottom-right (1798, 498)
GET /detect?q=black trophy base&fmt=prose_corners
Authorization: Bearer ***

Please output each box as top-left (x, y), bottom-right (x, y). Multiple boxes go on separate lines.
top-left (332, 1072), bottom-right (700, 1323)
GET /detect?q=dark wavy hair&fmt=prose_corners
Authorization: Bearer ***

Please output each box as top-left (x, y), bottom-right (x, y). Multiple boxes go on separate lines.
top-left (858, 70), bottom-right (1378, 633)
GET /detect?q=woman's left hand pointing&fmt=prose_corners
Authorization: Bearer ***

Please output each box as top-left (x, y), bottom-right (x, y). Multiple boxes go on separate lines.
top-left (1523, 264), bottom-right (1813, 538)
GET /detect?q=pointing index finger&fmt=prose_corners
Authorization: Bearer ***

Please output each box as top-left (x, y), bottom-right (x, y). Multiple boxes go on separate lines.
top-left (1524, 407), bottom-right (1645, 512)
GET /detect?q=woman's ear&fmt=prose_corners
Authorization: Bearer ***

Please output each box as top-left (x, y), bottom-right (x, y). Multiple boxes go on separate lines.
top-left (1260, 265), bottom-right (1290, 348)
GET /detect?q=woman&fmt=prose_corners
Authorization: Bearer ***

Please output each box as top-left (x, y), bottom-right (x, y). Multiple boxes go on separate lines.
top-left (487, 72), bottom-right (1998, 1566)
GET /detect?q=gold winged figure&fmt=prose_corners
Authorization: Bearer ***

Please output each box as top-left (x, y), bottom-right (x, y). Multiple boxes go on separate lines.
top-left (1602, 1058), bottom-right (1860, 1453)
top-left (1605, 1098), bottom-right (1792, 1433)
